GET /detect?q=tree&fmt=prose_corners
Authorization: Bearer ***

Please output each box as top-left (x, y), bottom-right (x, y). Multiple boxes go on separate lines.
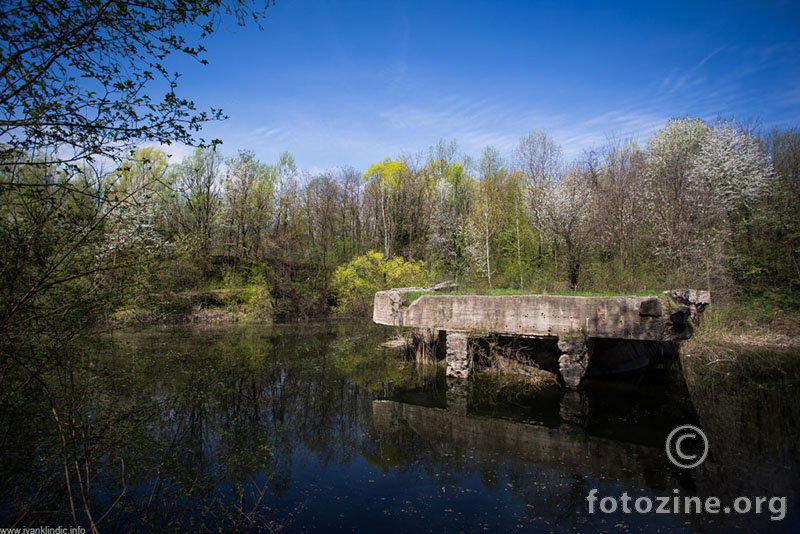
top-left (691, 119), bottom-right (772, 292)
top-left (336, 166), bottom-right (364, 260)
top-left (1, 4), bottom-right (275, 519)
top-left (0, 0), bottom-right (274, 335)
top-left (514, 131), bottom-right (562, 268)
top-left (105, 148), bottom-right (172, 286)
top-left (644, 117), bottom-right (710, 284)
top-left (0, 159), bottom-right (165, 523)
top-left (645, 118), bottom-right (773, 293)
top-left (221, 150), bottom-right (274, 262)
top-left (429, 160), bottom-right (475, 281)
top-left (363, 158), bottom-right (410, 258)
top-left (425, 140), bottom-right (473, 281)
top-left (272, 151), bottom-right (299, 245)
top-left (171, 146), bottom-right (223, 263)
top-left (468, 146), bottom-right (507, 287)
top-left (301, 171), bottom-right (341, 271)
top-left (760, 127), bottom-right (800, 289)
top-left (543, 164), bottom-right (593, 290)
top-left (590, 141), bottom-right (647, 277)
top-left (113, 147), bottom-right (175, 238)
top-left (693, 120), bottom-right (770, 230)
top-left (0, 0), bottom-right (272, 167)
top-left (498, 170), bottom-right (537, 289)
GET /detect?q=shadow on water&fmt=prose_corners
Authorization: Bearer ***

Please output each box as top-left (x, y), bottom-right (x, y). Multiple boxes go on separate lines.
top-left (375, 340), bottom-right (799, 532)
top-left (0, 321), bottom-right (796, 532)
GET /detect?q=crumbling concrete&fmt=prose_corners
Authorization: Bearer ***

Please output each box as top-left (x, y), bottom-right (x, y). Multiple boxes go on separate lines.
top-left (374, 288), bottom-right (709, 388)
top-left (445, 331), bottom-right (471, 379)
top-left (557, 336), bottom-right (593, 389)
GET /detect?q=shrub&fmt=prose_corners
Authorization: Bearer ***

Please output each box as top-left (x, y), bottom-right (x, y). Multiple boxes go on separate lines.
top-left (331, 251), bottom-right (427, 316)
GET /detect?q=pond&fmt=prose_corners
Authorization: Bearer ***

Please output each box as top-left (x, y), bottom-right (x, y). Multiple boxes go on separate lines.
top-left (0, 321), bottom-right (797, 532)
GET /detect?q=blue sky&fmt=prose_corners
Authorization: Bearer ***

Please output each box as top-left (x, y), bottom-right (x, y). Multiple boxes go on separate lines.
top-left (171, 0), bottom-right (800, 172)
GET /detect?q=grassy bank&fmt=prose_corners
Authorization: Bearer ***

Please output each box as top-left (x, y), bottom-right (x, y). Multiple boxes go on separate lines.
top-left (110, 285), bottom-right (273, 325)
top-left (400, 287), bottom-right (663, 306)
top-left (690, 294), bottom-right (800, 350)
top-left (681, 294), bottom-right (800, 383)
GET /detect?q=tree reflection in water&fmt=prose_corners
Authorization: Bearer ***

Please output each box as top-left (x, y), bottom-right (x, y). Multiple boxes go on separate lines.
top-left (0, 322), bottom-right (797, 532)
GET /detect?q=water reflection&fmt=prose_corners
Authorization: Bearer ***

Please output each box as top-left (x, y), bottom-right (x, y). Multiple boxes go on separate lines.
top-left (0, 322), bottom-right (796, 532)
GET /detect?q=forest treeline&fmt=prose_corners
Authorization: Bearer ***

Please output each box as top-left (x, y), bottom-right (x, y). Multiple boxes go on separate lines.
top-left (2, 117), bottom-right (799, 326)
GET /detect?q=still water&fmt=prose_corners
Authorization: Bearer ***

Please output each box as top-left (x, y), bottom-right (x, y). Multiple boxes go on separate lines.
top-left (0, 321), bottom-right (797, 532)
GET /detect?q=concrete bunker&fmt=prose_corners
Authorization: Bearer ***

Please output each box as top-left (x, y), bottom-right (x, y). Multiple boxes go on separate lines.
top-left (374, 287), bottom-right (709, 389)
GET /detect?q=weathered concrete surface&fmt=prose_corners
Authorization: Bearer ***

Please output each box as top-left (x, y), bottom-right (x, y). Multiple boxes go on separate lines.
top-left (374, 289), bottom-right (709, 388)
top-left (374, 292), bottom-right (686, 340)
top-left (557, 336), bottom-right (593, 389)
top-left (445, 331), bottom-right (470, 379)
top-left (372, 282), bottom-right (459, 327)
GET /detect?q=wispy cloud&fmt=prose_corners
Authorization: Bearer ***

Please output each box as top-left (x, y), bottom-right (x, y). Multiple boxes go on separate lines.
top-left (237, 93), bottom-right (674, 171)
top-left (376, 94), bottom-right (569, 161)
top-left (659, 46), bottom-right (727, 95)
top-left (189, 37), bottom-right (799, 172)
top-left (550, 108), bottom-right (665, 162)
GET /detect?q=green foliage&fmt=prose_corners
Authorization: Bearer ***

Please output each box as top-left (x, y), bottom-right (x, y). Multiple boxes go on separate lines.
top-left (429, 160), bottom-right (475, 281)
top-left (0, 0), bottom-right (272, 166)
top-left (221, 150), bottom-right (275, 261)
top-left (106, 120), bottom-right (798, 320)
top-left (363, 158), bottom-right (409, 189)
top-left (331, 251), bottom-right (428, 316)
top-left (6, 111), bottom-right (800, 326)
top-left (579, 257), bottom-right (664, 295)
top-left (0, 155), bottom-right (162, 347)
top-left (218, 266), bottom-right (272, 320)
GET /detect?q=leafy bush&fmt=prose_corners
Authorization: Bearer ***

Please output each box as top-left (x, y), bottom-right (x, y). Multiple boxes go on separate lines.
top-left (331, 251), bottom-right (427, 316)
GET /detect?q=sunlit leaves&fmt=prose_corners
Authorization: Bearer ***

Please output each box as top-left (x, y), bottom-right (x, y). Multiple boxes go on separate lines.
top-left (0, 0), bottom-right (269, 166)
top-left (331, 251), bottom-right (427, 316)
top-left (364, 158), bottom-right (409, 189)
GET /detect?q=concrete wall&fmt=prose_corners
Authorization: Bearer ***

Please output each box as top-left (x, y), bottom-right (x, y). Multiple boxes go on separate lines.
top-left (374, 289), bottom-right (708, 387)
top-left (375, 292), bottom-right (671, 341)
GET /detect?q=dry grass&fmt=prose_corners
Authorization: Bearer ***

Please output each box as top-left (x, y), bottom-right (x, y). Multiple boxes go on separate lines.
top-left (682, 323), bottom-right (800, 384)
top-left (693, 304), bottom-right (800, 351)
top-left (481, 355), bottom-right (560, 388)
top-left (382, 329), bottom-right (441, 364)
